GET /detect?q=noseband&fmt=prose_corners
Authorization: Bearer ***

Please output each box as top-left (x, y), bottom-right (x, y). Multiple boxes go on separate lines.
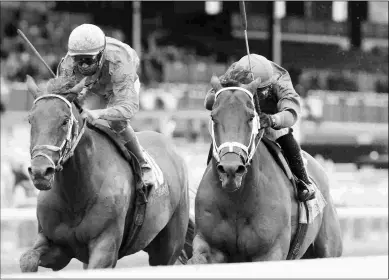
top-left (30, 94), bottom-right (86, 171)
top-left (210, 87), bottom-right (263, 166)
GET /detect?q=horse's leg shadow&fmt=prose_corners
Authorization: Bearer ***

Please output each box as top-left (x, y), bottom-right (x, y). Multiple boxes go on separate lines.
top-left (301, 244), bottom-right (316, 259)
top-left (20, 233), bottom-right (72, 272)
top-left (144, 199), bottom-right (188, 266)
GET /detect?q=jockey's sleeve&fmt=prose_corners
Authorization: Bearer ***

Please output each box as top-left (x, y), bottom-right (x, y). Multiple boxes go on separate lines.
top-left (96, 61), bottom-right (139, 121)
top-left (273, 70), bottom-right (302, 128)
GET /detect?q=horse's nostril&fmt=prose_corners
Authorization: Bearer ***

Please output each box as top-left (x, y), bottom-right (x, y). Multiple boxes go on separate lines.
top-left (27, 166), bottom-right (32, 175)
top-left (236, 165), bottom-right (246, 175)
top-left (44, 167), bottom-right (55, 177)
top-left (217, 165), bottom-right (226, 174)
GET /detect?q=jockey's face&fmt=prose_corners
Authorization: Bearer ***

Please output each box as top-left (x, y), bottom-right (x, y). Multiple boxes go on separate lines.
top-left (73, 52), bottom-right (102, 76)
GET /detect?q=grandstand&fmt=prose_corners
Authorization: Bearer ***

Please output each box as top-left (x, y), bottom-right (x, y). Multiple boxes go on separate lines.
top-left (1, 1), bottom-right (388, 164)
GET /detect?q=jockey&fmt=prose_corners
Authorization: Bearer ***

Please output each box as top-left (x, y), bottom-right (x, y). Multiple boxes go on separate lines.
top-left (204, 54), bottom-right (315, 202)
top-left (56, 23), bottom-right (156, 189)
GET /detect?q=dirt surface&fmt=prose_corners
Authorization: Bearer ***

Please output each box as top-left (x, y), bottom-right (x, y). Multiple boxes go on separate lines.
top-left (2, 241), bottom-right (387, 275)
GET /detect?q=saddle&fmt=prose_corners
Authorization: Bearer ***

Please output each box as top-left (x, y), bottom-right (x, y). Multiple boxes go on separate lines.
top-left (86, 121), bottom-right (149, 254)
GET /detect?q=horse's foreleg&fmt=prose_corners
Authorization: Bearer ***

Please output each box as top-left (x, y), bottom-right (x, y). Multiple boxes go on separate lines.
top-left (87, 232), bottom-right (119, 269)
top-left (187, 233), bottom-right (227, 265)
top-left (20, 233), bottom-right (71, 272)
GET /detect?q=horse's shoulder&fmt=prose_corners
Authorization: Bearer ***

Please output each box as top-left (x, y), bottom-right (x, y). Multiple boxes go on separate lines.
top-left (257, 140), bottom-right (280, 164)
top-left (197, 166), bottom-right (222, 201)
top-left (36, 192), bottom-right (66, 217)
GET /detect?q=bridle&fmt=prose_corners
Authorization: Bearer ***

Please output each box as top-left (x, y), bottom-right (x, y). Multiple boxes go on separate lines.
top-left (30, 94), bottom-right (86, 172)
top-left (210, 86), bottom-right (264, 166)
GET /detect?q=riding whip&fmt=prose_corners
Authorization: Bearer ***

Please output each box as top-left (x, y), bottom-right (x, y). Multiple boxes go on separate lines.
top-left (17, 29), bottom-right (84, 112)
top-left (239, 1), bottom-right (262, 117)
top-left (17, 29), bottom-right (56, 78)
top-left (239, 1), bottom-right (254, 81)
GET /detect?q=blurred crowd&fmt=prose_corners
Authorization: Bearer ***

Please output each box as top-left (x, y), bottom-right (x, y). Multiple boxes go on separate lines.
top-left (2, 4), bottom-right (388, 93)
top-left (1, 5), bottom-right (68, 82)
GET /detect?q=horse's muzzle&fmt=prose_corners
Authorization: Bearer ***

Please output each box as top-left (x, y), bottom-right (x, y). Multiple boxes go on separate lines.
top-left (217, 154), bottom-right (247, 192)
top-left (28, 158), bottom-right (55, 191)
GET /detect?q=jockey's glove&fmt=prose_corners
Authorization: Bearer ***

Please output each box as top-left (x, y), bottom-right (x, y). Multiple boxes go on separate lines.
top-left (259, 113), bottom-right (277, 129)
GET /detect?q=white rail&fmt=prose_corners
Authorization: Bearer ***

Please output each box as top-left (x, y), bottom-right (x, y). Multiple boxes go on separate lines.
top-left (3, 256), bottom-right (388, 278)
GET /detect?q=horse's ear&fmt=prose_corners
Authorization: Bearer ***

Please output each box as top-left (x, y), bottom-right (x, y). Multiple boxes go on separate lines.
top-left (241, 77), bottom-right (261, 94)
top-left (69, 77), bottom-right (87, 94)
top-left (26, 75), bottom-right (43, 99)
top-left (210, 75), bottom-right (222, 92)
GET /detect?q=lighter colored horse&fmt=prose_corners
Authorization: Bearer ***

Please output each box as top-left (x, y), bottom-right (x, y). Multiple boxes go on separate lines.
top-left (188, 76), bottom-right (342, 264)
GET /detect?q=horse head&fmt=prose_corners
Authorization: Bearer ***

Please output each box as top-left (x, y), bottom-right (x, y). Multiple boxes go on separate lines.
top-left (26, 75), bottom-right (86, 190)
top-left (209, 74), bottom-right (262, 192)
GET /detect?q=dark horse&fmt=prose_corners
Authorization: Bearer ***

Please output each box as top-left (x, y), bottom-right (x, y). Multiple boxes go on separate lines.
top-left (20, 75), bottom-right (194, 272)
top-left (188, 75), bottom-right (342, 264)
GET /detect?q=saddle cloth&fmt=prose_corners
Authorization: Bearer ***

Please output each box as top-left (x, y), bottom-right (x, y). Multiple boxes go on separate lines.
top-left (299, 155), bottom-right (327, 224)
top-left (141, 147), bottom-right (166, 193)
top-left (298, 178), bottom-right (327, 224)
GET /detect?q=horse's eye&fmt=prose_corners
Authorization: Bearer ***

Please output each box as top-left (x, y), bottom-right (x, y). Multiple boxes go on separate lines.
top-left (62, 118), bottom-right (69, 126)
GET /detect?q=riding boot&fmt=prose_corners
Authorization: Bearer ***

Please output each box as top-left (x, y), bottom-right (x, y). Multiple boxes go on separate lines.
top-left (276, 132), bottom-right (316, 202)
top-left (119, 126), bottom-right (156, 188)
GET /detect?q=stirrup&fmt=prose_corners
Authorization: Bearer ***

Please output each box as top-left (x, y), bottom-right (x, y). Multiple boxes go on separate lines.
top-left (141, 165), bottom-right (156, 187)
top-left (141, 162), bottom-right (152, 170)
top-left (297, 180), bottom-right (316, 202)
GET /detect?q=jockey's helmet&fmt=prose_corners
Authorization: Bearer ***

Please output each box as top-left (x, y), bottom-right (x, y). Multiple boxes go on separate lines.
top-left (68, 24), bottom-right (106, 76)
top-left (236, 54), bottom-right (274, 89)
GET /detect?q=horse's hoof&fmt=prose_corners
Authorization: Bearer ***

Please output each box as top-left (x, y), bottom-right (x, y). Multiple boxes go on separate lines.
top-left (20, 250), bottom-right (40, 272)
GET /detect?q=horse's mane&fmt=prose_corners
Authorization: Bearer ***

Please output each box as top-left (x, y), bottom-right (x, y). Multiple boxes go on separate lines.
top-left (46, 76), bottom-right (78, 96)
top-left (219, 67), bottom-right (252, 87)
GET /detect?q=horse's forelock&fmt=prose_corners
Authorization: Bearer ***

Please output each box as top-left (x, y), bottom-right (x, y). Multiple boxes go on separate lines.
top-left (46, 76), bottom-right (78, 96)
top-left (220, 68), bottom-right (252, 88)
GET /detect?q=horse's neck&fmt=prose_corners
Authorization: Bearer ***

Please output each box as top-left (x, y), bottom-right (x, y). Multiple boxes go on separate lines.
top-left (248, 142), bottom-right (274, 179)
top-left (248, 142), bottom-right (293, 192)
top-left (54, 128), bottom-right (97, 208)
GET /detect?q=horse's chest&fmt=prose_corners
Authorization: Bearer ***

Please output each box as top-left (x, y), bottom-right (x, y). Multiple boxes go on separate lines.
top-left (48, 214), bottom-right (102, 260)
top-left (236, 220), bottom-right (273, 257)
top-left (207, 216), bottom-right (278, 262)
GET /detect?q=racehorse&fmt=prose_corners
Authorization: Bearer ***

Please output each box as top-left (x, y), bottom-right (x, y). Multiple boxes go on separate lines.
top-left (188, 75), bottom-right (342, 264)
top-left (20, 75), bottom-right (194, 272)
